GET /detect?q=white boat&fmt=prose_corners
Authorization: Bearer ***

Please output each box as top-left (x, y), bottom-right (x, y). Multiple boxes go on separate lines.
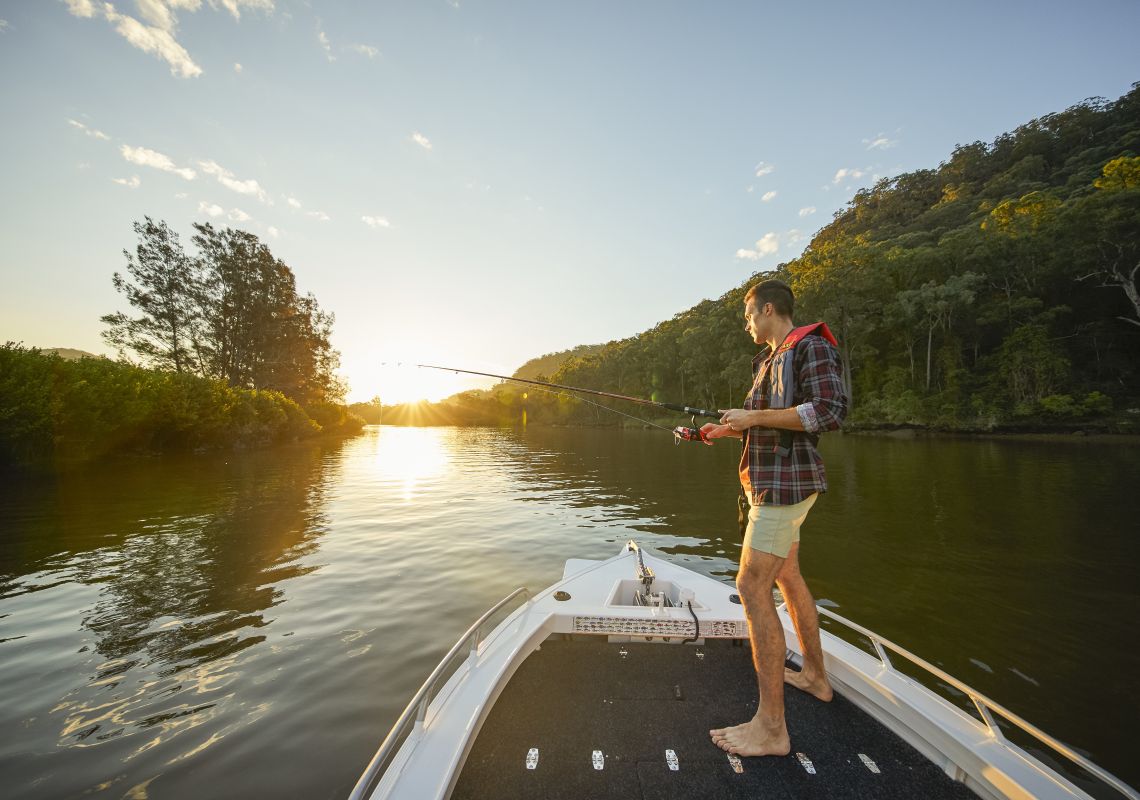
top-left (349, 541), bottom-right (1138, 800)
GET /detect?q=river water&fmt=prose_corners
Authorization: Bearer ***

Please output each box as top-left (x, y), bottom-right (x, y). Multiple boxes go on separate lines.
top-left (0, 425), bottom-right (1137, 798)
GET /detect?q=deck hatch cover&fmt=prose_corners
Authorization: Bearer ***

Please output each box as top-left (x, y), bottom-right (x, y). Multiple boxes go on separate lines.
top-left (591, 750), bottom-right (604, 770)
top-left (665, 749), bottom-right (679, 771)
top-left (858, 753), bottom-right (881, 773)
top-left (525, 748), bottom-right (538, 770)
top-left (727, 754), bottom-right (743, 773)
top-left (797, 752), bottom-right (817, 774)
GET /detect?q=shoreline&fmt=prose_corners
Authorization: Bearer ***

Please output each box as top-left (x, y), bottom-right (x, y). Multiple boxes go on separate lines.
top-left (841, 426), bottom-right (1140, 444)
top-left (370, 419), bottom-right (1140, 444)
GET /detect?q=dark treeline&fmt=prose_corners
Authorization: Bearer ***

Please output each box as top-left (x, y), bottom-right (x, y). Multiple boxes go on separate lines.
top-left (387, 84), bottom-right (1140, 433)
top-left (103, 218), bottom-right (343, 404)
top-left (2, 220), bottom-right (362, 469)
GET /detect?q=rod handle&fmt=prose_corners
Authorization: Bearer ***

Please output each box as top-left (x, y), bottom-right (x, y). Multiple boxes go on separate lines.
top-left (661, 403), bottom-right (721, 419)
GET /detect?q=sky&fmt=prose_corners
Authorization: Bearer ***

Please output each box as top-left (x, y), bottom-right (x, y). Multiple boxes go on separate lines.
top-left (1, 1), bottom-right (1138, 403)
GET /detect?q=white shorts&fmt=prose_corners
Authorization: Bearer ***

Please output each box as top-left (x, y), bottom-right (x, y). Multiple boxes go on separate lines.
top-left (743, 493), bottom-right (818, 557)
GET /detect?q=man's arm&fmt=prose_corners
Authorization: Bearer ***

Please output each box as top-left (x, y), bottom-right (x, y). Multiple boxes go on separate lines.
top-left (792, 336), bottom-right (847, 433)
top-left (718, 337), bottom-right (846, 433)
top-left (718, 406), bottom-right (803, 432)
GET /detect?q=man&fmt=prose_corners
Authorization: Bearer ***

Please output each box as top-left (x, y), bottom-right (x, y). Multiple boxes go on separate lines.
top-left (701, 278), bottom-right (847, 757)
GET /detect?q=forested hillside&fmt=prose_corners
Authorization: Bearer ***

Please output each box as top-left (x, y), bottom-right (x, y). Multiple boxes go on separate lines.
top-left (512, 345), bottom-right (605, 381)
top-left (388, 84), bottom-right (1140, 432)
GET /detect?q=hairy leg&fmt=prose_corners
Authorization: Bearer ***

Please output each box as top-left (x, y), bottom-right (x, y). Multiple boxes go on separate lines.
top-left (776, 542), bottom-right (832, 702)
top-left (709, 546), bottom-right (792, 756)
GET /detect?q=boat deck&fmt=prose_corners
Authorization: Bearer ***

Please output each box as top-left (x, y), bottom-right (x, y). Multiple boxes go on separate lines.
top-left (452, 637), bottom-right (979, 800)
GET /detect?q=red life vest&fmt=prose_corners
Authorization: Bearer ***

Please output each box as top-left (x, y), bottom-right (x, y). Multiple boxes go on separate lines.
top-left (762, 322), bottom-right (837, 410)
top-left (752, 321), bottom-right (838, 457)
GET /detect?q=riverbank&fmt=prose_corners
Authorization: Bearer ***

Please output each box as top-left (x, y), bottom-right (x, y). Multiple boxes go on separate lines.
top-left (0, 344), bottom-right (364, 471)
top-left (372, 414), bottom-right (1140, 443)
top-left (844, 425), bottom-right (1140, 444)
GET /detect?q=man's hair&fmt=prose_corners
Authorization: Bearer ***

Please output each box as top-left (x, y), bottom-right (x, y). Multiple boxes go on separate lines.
top-left (744, 279), bottom-right (795, 318)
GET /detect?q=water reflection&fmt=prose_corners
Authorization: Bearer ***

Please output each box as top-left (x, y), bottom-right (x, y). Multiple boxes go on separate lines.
top-left (0, 441), bottom-right (342, 798)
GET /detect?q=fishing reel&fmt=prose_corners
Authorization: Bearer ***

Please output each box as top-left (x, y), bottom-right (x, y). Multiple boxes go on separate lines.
top-left (673, 415), bottom-right (713, 446)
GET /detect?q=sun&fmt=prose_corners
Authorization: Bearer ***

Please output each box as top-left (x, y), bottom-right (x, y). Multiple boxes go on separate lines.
top-left (344, 360), bottom-right (495, 405)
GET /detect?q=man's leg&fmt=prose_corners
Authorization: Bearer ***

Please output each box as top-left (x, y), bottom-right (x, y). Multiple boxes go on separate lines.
top-left (776, 542), bottom-right (833, 702)
top-left (709, 545), bottom-right (792, 757)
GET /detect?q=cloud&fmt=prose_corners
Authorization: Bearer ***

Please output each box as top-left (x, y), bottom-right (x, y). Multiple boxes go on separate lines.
top-left (234, 62), bottom-right (243, 73)
top-left (786, 228), bottom-right (805, 245)
top-left (267, 225), bottom-right (280, 238)
top-left (286, 196), bottom-right (302, 209)
top-left (833, 167), bottom-right (867, 184)
top-left (761, 190), bottom-right (777, 202)
top-left (307, 210), bottom-right (330, 221)
top-left (411, 131), bottom-right (432, 150)
top-left (347, 43), bottom-right (379, 58)
top-left (0, 19), bottom-right (10, 33)
top-left (798, 206), bottom-right (816, 217)
top-left (863, 133), bottom-right (898, 150)
top-left (63, 0), bottom-right (274, 79)
top-left (174, 191), bottom-right (188, 199)
top-left (198, 201), bottom-right (224, 217)
top-left (318, 28), bottom-right (334, 61)
top-left (68, 118), bottom-right (111, 140)
top-left (121, 144), bottom-right (196, 179)
top-left (135, 0), bottom-right (177, 31)
top-left (228, 208), bottom-right (251, 222)
top-left (102, 5), bottom-right (202, 78)
top-left (754, 162), bottom-right (774, 178)
top-left (113, 175), bottom-right (141, 188)
top-left (198, 160), bottom-right (269, 203)
top-left (63, 0), bottom-right (96, 18)
top-left (735, 232), bottom-right (779, 261)
top-left (362, 215), bottom-right (390, 229)
top-left (215, 0), bottom-right (274, 22)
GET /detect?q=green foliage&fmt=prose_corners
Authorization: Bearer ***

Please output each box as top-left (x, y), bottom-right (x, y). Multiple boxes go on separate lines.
top-left (348, 397), bottom-right (383, 424)
top-left (0, 344), bottom-right (359, 470)
top-left (303, 400), bottom-right (365, 436)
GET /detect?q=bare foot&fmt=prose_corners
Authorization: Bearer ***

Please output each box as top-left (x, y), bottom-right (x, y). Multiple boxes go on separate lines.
top-left (708, 718), bottom-right (791, 756)
top-left (784, 667), bottom-right (833, 702)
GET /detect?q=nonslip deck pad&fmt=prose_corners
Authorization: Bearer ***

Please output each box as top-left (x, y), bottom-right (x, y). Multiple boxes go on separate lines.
top-left (451, 638), bottom-right (978, 800)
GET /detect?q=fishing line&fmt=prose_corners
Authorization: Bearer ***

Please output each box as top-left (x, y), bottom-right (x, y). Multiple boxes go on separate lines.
top-left (524, 383), bottom-right (676, 433)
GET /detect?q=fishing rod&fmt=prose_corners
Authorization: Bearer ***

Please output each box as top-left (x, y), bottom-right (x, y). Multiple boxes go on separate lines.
top-left (414, 363), bottom-right (719, 444)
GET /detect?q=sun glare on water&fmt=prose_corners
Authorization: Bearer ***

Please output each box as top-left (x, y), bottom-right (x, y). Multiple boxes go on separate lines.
top-left (373, 427), bottom-right (449, 501)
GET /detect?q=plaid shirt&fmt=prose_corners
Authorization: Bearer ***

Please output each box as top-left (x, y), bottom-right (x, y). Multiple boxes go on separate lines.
top-left (739, 333), bottom-right (848, 506)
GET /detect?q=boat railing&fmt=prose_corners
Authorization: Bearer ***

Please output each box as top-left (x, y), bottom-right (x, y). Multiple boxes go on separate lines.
top-left (809, 604), bottom-right (1139, 800)
top-left (347, 586), bottom-right (532, 800)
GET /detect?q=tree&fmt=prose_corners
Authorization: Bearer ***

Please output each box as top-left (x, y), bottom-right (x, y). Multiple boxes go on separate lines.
top-left (101, 218), bottom-right (207, 374)
top-left (1068, 158), bottom-right (1140, 327)
top-left (895, 273), bottom-right (982, 391)
top-left (103, 219), bottom-right (343, 406)
top-left (191, 223), bottom-right (342, 402)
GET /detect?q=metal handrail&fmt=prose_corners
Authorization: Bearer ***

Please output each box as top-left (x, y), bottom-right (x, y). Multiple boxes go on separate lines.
top-left (347, 587), bottom-right (532, 800)
top-left (809, 604), bottom-right (1140, 800)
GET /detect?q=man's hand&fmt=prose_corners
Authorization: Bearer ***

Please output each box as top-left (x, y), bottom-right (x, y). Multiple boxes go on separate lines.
top-left (700, 422), bottom-right (740, 442)
top-left (718, 409), bottom-right (752, 432)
